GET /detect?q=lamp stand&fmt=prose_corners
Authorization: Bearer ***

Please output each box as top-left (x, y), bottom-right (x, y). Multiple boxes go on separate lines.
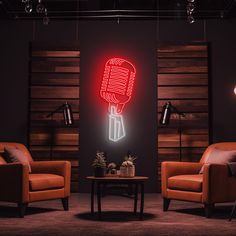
top-left (159, 101), bottom-right (185, 162)
top-left (178, 114), bottom-right (182, 162)
top-left (50, 114), bottom-right (54, 161)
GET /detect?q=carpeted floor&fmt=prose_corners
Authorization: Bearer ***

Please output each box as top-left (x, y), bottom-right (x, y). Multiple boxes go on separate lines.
top-left (0, 193), bottom-right (236, 236)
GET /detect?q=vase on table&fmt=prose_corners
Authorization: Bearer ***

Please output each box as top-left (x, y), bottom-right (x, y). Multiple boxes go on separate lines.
top-left (119, 166), bottom-right (135, 177)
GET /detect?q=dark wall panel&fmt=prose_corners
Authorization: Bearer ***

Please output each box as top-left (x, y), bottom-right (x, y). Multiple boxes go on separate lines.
top-left (79, 20), bottom-right (158, 192)
top-left (207, 20), bottom-right (236, 142)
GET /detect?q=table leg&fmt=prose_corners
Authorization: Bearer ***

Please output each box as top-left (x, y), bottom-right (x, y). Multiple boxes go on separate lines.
top-left (134, 183), bottom-right (138, 215)
top-left (229, 200), bottom-right (236, 221)
top-left (97, 182), bottom-right (102, 220)
top-left (140, 182), bottom-right (144, 220)
top-left (91, 181), bottom-right (94, 215)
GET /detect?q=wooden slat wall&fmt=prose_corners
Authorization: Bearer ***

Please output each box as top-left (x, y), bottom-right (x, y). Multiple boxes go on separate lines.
top-left (157, 43), bottom-right (209, 191)
top-left (29, 42), bottom-right (80, 192)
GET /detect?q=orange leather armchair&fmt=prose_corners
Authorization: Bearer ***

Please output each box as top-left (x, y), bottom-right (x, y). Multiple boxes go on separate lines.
top-left (161, 142), bottom-right (236, 217)
top-left (0, 142), bottom-right (71, 217)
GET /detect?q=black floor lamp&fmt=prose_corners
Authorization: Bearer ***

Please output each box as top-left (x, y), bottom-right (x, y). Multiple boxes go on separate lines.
top-left (46, 102), bottom-right (74, 160)
top-left (159, 101), bottom-right (185, 161)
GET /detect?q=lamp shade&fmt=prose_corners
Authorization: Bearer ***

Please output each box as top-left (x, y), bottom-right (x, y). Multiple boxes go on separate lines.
top-left (159, 102), bottom-right (172, 125)
top-left (63, 102), bottom-right (74, 126)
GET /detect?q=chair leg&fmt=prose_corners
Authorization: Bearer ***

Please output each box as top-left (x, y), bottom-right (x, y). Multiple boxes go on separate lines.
top-left (61, 197), bottom-right (69, 211)
top-left (17, 203), bottom-right (28, 218)
top-left (204, 203), bottom-right (214, 218)
top-left (163, 198), bottom-right (171, 211)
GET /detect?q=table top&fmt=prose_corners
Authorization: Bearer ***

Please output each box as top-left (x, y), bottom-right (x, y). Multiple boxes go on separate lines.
top-left (86, 176), bottom-right (149, 182)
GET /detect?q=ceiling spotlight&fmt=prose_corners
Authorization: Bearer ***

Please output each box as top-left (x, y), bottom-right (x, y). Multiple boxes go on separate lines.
top-left (36, 0), bottom-right (45, 14)
top-left (187, 15), bottom-right (195, 24)
top-left (187, 3), bottom-right (195, 14)
top-left (43, 16), bottom-right (50, 25)
top-left (25, 1), bottom-right (33, 13)
top-left (43, 8), bottom-right (50, 25)
top-left (186, 0), bottom-right (196, 24)
top-left (21, 0), bottom-right (49, 25)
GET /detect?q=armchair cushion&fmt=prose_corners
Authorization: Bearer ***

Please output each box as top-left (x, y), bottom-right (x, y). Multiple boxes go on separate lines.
top-left (200, 149), bottom-right (236, 174)
top-left (29, 174), bottom-right (64, 191)
top-left (4, 147), bottom-right (32, 172)
top-left (168, 174), bottom-right (203, 192)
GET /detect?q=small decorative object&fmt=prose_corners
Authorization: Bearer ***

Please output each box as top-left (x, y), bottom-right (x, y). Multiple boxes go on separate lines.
top-left (120, 154), bottom-right (137, 178)
top-left (92, 151), bottom-right (106, 177)
top-left (107, 162), bottom-right (117, 175)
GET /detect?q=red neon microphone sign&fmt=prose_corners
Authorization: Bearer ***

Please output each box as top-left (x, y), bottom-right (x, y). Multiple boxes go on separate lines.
top-left (100, 57), bottom-right (136, 142)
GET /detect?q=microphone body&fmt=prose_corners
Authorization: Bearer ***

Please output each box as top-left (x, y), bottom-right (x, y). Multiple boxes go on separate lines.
top-left (100, 58), bottom-right (136, 114)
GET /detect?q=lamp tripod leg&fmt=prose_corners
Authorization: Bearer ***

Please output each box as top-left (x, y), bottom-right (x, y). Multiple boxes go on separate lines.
top-left (178, 114), bottom-right (182, 162)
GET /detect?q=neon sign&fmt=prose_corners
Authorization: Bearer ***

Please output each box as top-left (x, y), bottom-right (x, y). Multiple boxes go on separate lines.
top-left (100, 58), bottom-right (136, 142)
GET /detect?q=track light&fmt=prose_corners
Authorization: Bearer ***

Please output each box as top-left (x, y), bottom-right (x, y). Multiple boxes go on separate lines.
top-left (186, 0), bottom-right (196, 24)
top-left (36, 0), bottom-right (45, 14)
top-left (21, 0), bottom-right (49, 24)
top-left (187, 15), bottom-right (195, 24)
top-left (25, 0), bottom-right (33, 13)
top-left (187, 3), bottom-right (194, 14)
top-left (43, 8), bottom-right (50, 25)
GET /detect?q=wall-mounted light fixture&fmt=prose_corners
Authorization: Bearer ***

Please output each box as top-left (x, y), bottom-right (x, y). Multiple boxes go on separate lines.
top-left (186, 0), bottom-right (196, 24)
top-left (46, 102), bottom-right (74, 159)
top-left (21, 0), bottom-right (49, 24)
top-left (160, 101), bottom-right (185, 161)
top-left (46, 102), bottom-right (74, 126)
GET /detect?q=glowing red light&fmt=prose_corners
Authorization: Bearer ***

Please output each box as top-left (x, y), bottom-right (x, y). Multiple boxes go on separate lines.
top-left (100, 58), bottom-right (136, 114)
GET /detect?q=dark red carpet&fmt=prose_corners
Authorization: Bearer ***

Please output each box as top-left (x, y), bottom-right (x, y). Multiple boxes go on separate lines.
top-left (0, 194), bottom-right (235, 236)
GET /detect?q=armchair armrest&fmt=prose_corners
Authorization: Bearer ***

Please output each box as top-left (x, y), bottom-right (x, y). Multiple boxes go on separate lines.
top-left (202, 163), bottom-right (230, 203)
top-left (161, 161), bottom-right (202, 197)
top-left (31, 161), bottom-right (71, 196)
top-left (0, 163), bottom-right (29, 203)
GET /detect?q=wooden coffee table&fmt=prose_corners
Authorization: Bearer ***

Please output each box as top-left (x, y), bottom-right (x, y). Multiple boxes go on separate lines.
top-left (86, 176), bottom-right (148, 220)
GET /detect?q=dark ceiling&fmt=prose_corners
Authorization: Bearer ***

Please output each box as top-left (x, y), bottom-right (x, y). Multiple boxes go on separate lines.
top-left (0, 0), bottom-right (236, 20)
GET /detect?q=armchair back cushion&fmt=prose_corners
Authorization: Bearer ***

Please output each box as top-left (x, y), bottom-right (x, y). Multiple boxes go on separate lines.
top-left (0, 143), bottom-right (33, 163)
top-left (200, 142), bottom-right (236, 163)
top-left (4, 147), bottom-right (32, 172)
top-left (199, 148), bottom-right (236, 173)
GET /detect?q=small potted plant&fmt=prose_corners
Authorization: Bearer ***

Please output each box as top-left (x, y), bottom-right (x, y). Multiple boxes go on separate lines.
top-left (120, 153), bottom-right (137, 177)
top-left (92, 151), bottom-right (106, 177)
